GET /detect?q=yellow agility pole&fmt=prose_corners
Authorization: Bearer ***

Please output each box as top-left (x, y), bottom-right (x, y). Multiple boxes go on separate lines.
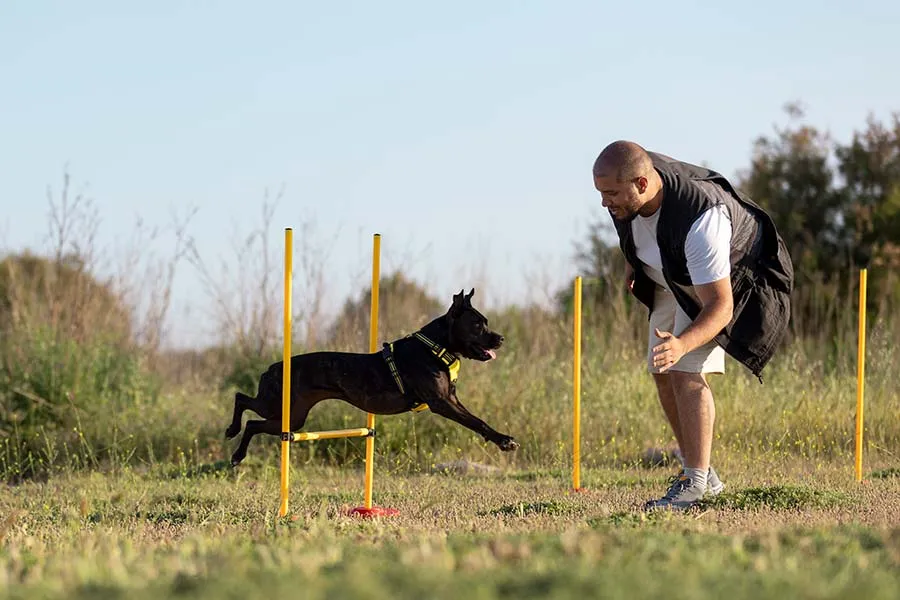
top-left (364, 233), bottom-right (380, 509)
top-left (279, 228), bottom-right (293, 518)
top-left (350, 233), bottom-right (398, 517)
top-left (573, 276), bottom-right (583, 492)
top-left (855, 268), bottom-right (867, 483)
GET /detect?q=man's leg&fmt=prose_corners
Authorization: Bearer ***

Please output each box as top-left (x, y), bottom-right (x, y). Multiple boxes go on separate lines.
top-left (652, 373), bottom-right (685, 459)
top-left (669, 371), bottom-right (715, 472)
top-left (644, 371), bottom-right (714, 510)
top-left (644, 293), bottom-right (726, 510)
top-left (647, 289), bottom-right (683, 459)
top-left (652, 372), bottom-right (725, 490)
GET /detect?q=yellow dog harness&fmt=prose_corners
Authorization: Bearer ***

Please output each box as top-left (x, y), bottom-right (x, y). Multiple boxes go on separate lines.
top-left (381, 332), bottom-right (460, 412)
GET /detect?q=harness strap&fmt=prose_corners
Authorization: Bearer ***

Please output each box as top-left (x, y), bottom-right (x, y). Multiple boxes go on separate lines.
top-left (412, 332), bottom-right (461, 382)
top-left (382, 342), bottom-right (429, 412)
top-left (381, 342), bottom-right (405, 394)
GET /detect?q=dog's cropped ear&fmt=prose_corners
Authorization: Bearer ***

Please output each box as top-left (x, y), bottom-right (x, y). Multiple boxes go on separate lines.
top-left (450, 289), bottom-right (466, 314)
top-left (465, 289), bottom-right (475, 305)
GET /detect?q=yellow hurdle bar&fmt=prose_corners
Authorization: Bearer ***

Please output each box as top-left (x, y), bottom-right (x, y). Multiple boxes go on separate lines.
top-left (290, 428), bottom-right (373, 442)
top-left (573, 276), bottom-right (582, 492)
top-left (279, 228), bottom-right (293, 518)
top-left (363, 233), bottom-right (381, 510)
top-left (855, 268), bottom-right (867, 483)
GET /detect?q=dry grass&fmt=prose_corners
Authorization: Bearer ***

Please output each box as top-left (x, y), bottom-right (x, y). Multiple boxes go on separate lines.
top-left (0, 460), bottom-right (898, 599)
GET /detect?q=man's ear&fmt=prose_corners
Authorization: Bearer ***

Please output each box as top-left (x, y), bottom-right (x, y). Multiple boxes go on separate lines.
top-left (635, 176), bottom-right (649, 194)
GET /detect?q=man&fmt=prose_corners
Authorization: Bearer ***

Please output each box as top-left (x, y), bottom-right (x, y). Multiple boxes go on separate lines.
top-left (592, 141), bottom-right (793, 510)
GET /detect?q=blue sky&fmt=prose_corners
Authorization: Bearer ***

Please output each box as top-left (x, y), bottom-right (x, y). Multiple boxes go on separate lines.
top-left (2, 1), bottom-right (898, 349)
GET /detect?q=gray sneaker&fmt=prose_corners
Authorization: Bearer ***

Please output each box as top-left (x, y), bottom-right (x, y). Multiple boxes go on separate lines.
top-left (644, 473), bottom-right (708, 511)
top-left (670, 448), bottom-right (725, 495)
top-left (707, 466), bottom-right (725, 497)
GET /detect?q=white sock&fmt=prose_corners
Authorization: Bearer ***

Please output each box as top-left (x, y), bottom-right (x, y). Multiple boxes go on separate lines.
top-left (684, 467), bottom-right (708, 489)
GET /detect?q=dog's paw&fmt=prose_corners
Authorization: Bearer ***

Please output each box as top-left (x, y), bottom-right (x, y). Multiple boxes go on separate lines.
top-left (224, 424), bottom-right (241, 440)
top-left (498, 437), bottom-right (519, 452)
top-left (230, 451), bottom-right (246, 467)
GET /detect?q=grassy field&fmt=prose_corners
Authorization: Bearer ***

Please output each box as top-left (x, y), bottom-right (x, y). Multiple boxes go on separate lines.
top-left (2, 306), bottom-right (900, 599)
top-left (1, 458), bottom-right (899, 600)
top-left (3, 205), bottom-right (900, 598)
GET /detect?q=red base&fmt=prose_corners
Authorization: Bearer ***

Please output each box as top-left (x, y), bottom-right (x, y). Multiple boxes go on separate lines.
top-left (573, 487), bottom-right (588, 493)
top-left (348, 506), bottom-right (399, 518)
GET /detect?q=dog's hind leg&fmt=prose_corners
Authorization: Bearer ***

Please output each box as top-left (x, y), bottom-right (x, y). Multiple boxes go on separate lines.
top-left (225, 392), bottom-right (255, 440)
top-left (226, 366), bottom-right (285, 439)
top-left (229, 401), bottom-right (317, 466)
top-left (230, 419), bottom-right (280, 466)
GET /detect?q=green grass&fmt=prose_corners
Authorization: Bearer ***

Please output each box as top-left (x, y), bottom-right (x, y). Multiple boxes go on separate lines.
top-left (698, 485), bottom-right (853, 511)
top-left (481, 500), bottom-right (580, 518)
top-left (3, 337), bottom-right (899, 484)
top-left (871, 468), bottom-right (900, 479)
top-left (1, 323), bottom-right (898, 598)
top-left (1, 321), bottom-right (898, 599)
top-left (2, 240), bottom-right (899, 598)
top-left (1, 460), bottom-right (899, 599)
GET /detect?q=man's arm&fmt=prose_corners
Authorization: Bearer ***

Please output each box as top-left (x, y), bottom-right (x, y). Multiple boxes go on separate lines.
top-left (652, 205), bottom-right (733, 372)
top-left (672, 278), bottom-right (733, 353)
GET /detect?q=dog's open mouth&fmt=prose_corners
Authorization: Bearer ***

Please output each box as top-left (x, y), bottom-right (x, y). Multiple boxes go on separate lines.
top-left (479, 348), bottom-right (497, 361)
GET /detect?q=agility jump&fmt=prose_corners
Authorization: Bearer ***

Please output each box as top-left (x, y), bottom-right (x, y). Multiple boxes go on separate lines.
top-left (278, 230), bottom-right (397, 518)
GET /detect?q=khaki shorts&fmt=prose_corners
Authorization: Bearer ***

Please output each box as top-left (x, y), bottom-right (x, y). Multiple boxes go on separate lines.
top-left (647, 285), bottom-right (725, 374)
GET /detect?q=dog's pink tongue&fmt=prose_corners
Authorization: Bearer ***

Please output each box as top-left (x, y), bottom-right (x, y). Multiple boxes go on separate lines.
top-left (486, 349), bottom-right (496, 360)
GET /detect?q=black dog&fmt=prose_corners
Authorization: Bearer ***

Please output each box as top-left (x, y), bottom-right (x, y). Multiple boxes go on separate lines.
top-left (225, 288), bottom-right (518, 466)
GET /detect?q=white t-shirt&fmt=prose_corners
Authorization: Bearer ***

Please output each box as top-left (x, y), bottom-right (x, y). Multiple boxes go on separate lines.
top-left (631, 204), bottom-right (732, 290)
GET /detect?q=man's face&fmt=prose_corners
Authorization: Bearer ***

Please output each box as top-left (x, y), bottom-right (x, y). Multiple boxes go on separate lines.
top-left (594, 174), bottom-right (648, 220)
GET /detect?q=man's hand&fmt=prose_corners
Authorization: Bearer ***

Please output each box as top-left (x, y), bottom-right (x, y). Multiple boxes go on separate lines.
top-left (652, 328), bottom-right (686, 372)
top-left (653, 278), bottom-right (734, 371)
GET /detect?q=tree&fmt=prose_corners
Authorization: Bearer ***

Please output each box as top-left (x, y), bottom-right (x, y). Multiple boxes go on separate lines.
top-left (833, 112), bottom-right (900, 314)
top-left (736, 103), bottom-right (846, 281)
top-left (739, 105), bottom-right (900, 322)
top-left (835, 113), bottom-right (900, 272)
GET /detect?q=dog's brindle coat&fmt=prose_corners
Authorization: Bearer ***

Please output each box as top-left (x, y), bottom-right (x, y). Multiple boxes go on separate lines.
top-left (225, 289), bottom-right (518, 466)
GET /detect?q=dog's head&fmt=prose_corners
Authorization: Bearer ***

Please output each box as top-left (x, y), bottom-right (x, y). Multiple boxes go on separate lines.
top-left (446, 288), bottom-right (504, 361)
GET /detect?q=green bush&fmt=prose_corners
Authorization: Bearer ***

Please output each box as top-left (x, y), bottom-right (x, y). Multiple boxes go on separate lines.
top-left (0, 327), bottom-right (162, 479)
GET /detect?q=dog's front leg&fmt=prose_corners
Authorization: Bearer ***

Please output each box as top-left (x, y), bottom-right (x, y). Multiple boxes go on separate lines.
top-left (428, 393), bottom-right (519, 452)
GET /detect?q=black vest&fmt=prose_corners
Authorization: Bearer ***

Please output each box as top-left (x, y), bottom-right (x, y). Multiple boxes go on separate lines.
top-left (612, 152), bottom-right (794, 380)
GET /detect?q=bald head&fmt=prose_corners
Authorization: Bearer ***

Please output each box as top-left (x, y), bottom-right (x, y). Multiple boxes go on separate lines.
top-left (592, 140), bottom-right (662, 220)
top-left (592, 140), bottom-right (653, 182)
